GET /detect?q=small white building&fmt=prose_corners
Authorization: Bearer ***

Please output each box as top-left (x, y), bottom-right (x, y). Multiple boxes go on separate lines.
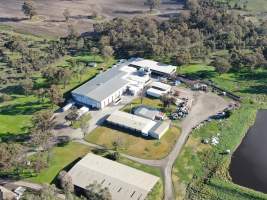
top-left (146, 88), bottom-right (165, 98)
top-left (150, 82), bottom-right (172, 92)
top-left (146, 81), bottom-right (172, 98)
top-left (129, 58), bottom-right (177, 77)
top-left (106, 111), bottom-right (169, 139)
top-left (106, 111), bottom-right (157, 136)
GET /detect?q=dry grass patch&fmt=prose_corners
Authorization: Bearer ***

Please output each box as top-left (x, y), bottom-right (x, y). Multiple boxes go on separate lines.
top-left (85, 124), bottom-right (180, 160)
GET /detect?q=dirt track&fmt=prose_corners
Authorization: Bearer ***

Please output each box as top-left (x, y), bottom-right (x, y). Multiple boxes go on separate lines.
top-left (0, 0), bottom-right (183, 37)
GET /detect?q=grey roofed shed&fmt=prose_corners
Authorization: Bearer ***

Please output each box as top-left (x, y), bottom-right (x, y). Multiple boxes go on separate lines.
top-left (149, 120), bottom-right (171, 139)
top-left (71, 66), bottom-right (128, 102)
top-left (68, 153), bottom-right (159, 200)
top-left (134, 106), bottom-right (161, 120)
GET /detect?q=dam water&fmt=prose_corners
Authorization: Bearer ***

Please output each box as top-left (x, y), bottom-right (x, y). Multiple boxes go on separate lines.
top-left (229, 110), bottom-right (267, 193)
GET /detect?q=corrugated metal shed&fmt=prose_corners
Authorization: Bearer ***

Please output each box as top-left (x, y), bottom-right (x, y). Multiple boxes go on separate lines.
top-left (130, 58), bottom-right (176, 75)
top-left (106, 111), bottom-right (156, 134)
top-left (68, 153), bottom-right (159, 200)
top-left (72, 66), bottom-right (128, 102)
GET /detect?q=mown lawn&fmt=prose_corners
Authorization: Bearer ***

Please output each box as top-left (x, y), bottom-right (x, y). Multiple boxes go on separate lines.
top-left (85, 125), bottom-right (181, 160)
top-left (0, 95), bottom-right (50, 138)
top-left (172, 64), bottom-right (267, 200)
top-left (28, 142), bottom-right (91, 184)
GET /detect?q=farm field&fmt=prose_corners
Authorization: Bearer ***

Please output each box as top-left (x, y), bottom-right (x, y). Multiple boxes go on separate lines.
top-left (85, 125), bottom-right (181, 160)
top-left (0, 0), bottom-right (183, 37)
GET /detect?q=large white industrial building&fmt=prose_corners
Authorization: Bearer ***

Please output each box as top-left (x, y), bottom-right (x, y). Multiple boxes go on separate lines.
top-left (72, 63), bottom-right (149, 109)
top-left (71, 58), bottom-right (176, 109)
top-left (68, 153), bottom-right (159, 200)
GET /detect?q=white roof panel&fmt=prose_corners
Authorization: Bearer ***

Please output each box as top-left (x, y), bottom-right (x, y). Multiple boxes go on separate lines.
top-left (130, 58), bottom-right (176, 75)
top-left (68, 153), bottom-right (159, 200)
top-left (151, 81), bottom-right (172, 91)
top-left (106, 111), bottom-right (156, 134)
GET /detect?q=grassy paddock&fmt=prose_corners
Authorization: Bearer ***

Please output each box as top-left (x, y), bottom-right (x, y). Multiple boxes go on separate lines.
top-left (28, 142), bottom-right (91, 184)
top-left (85, 125), bottom-right (181, 160)
top-left (172, 64), bottom-right (267, 200)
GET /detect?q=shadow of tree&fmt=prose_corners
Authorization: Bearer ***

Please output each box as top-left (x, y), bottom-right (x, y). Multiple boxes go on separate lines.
top-left (235, 70), bottom-right (267, 94)
top-left (0, 85), bottom-right (24, 95)
top-left (0, 17), bottom-right (28, 22)
top-left (180, 70), bottom-right (217, 80)
top-left (0, 132), bottom-right (31, 143)
top-left (0, 101), bottom-right (50, 115)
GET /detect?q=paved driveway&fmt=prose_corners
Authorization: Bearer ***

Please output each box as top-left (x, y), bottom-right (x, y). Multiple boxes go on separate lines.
top-left (53, 95), bottom-right (135, 139)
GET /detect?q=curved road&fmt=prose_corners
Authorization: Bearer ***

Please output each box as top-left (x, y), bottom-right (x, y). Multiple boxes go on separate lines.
top-left (76, 92), bottom-right (231, 200)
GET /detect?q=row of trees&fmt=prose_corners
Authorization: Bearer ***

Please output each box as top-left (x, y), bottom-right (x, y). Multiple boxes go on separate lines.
top-left (89, 0), bottom-right (266, 70)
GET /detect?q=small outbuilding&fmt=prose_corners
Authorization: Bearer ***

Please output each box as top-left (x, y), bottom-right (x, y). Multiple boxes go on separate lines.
top-left (129, 58), bottom-right (177, 77)
top-left (106, 111), bottom-right (170, 139)
top-left (134, 106), bottom-right (165, 120)
top-left (106, 111), bottom-right (156, 137)
top-left (149, 121), bottom-right (171, 139)
top-left (150, 82), bottom-right (172, 92)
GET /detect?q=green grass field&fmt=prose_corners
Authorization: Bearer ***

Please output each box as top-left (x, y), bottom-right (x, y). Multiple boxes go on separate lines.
top-left (28, 142), bottom-right (91, 184)
top-left (0, 95), bottom-right (50, 138)
top-left (173, 64), bottom-right (267, 200)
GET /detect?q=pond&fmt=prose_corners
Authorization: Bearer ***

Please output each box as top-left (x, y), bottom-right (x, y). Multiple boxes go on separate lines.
top-left (229, 109), bottom-right (267, 193)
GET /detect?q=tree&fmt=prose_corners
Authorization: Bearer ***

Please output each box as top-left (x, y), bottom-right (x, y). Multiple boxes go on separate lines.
top-left (31, 152), bottom-right (48, 173)
top-left (63, 8), bottom-right (71, 22)
top-left (91, 47), bottom-right (99, 62)
top-left (85, 181), bottom-right (112, 200)
top-left (35, 88), bottom-right (46, 103)
top-left (263, 47), bottom-right (267, 60)
top-left (56, 67), bottom-right (72, 88)
top-left (48, 85), bottom-right (64, 107)
top-left (160, 94), bottom-right (173, 108)
top-left (79, 114), bottom-right (91, 136)
top-left (0, 143), bottom-right (24, 172)
top-left (32, 110), bottom-right (54, 133)
top-left (31, 110), bottom-right (54, 150)
top-left (65, 107), bottom-right (78, 125)
top-left (101, 46), bottom-right (114, 61)
top-left (20, 78), bottom-right (33, 96)
top-left (42, 66), bottom-right (58, 85)
top-left (172, 50), bottom-right (192, 67)
top-left (58, 170), bottom-right (74, 192)
top-left (22, 0), bottom-right (37, 19)
top-left (212, 57), bottom-right (231, 74)
top-left (145, 0), bottom-right (160, 12)
top-left (22, 184), bottom-right (57, 200)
